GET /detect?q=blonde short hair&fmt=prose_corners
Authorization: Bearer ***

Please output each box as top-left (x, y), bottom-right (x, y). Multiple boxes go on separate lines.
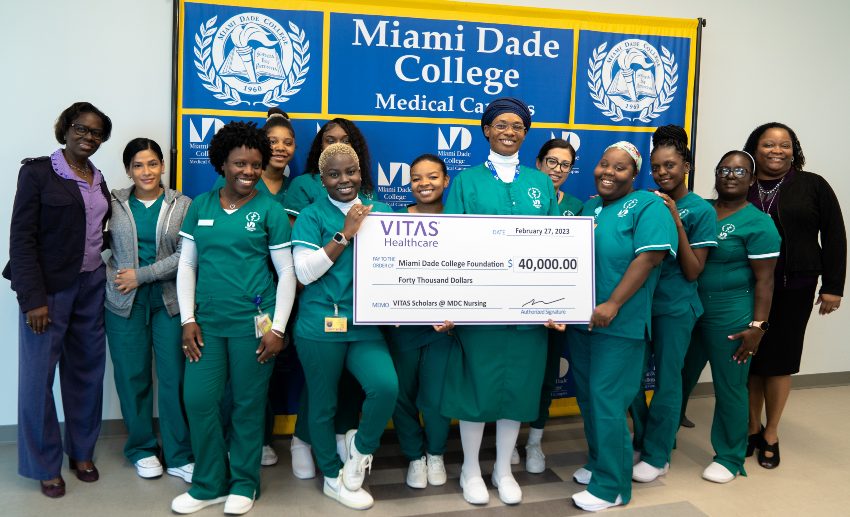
top-left (318, 143), bottom-right (360, 175)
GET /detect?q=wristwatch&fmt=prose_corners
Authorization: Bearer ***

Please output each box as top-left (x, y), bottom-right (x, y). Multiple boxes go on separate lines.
top-left (748, 320), bottom-right (770, 331)
top-left (333, 231), bottom-right (349, 247)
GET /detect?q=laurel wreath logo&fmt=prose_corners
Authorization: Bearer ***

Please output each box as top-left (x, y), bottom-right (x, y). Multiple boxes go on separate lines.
top-left (587, 42), bottom-right (678, 123)
top-left (193, 16), bottom-right (310, 107)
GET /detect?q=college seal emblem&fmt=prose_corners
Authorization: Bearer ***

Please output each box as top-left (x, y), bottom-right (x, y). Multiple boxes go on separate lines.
top-left (194, 13), bottom-right (310, 107)
top-left (587, 39), bottom-right (677, 123)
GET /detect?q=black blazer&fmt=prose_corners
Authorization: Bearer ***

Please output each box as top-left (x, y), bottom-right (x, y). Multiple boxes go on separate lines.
top-left (3, 156), bottom-right (111, 312)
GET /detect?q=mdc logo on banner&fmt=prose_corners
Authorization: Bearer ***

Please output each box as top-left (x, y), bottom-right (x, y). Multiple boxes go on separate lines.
top-left (189, 117), bottom-right (225, 143)
top-left (377, 162), bottom-right (410, 187)
top-left (574, 31), bottom-right (689, 126)
top-left (437, 127), bottom-right (472, 151)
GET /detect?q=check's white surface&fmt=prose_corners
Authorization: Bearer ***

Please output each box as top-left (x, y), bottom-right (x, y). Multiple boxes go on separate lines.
top-left (353, 213), bottom-right (595, 324)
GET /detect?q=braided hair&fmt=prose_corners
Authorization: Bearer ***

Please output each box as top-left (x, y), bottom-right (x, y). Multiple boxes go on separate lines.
top-left (651, 125), bottom-right (692, 166)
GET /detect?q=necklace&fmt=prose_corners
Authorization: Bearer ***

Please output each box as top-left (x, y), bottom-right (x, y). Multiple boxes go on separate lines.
top-left (68, 162), bottom-right (90, 177)
top-left (221, 189), bottom-right (256, 210)
top-left (757, 176), bottom-right (785, 213)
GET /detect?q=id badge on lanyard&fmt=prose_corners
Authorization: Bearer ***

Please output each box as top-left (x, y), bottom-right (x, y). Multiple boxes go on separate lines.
top-left (325, 303), bottom-right (348, 333)
top-left (253, 295), bottom-right (273, 338)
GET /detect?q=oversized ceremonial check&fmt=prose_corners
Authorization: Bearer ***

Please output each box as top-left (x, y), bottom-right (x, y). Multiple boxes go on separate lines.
top-left (353, 213), bottom-right (595, 325)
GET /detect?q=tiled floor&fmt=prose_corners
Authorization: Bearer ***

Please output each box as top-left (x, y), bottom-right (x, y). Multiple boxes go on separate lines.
top-left (2, 385), bottom-right (848, 516)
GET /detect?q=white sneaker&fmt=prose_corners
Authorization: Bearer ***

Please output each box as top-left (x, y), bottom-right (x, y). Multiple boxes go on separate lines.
top-left (572, 467), bottom-right (592, 485)
top-left (342, 429), bottom-right (372, 491)
top-left (290, 437), bottom-right (316, 479)
top-left (525, 443), bottom-right (545, 474)
top-left (223, 494), bottom-right (254, 515)
top-left (134, 455), bottom-right (163, 479)
top-left (323, 471), bottom-right (374, 510)
top-left (406, 456), bottom-right (427, 488)
top-left (632, 461), bottom-right (668, 483)
top-left (336, 433), bottom-right (348, 462)
top-left (572, 490), bottom-right (623, 512)
top-left (491, 472), bottom-right (522, 505)
top-left (167, 463), bottom-right (194, 483)
top-left (459, 470), bottom-right (489, 505)
top-left (261, 445), bottom-right (278, 467)
top-left (510, 447), bottom-right (520, 465)
top-left (702, 462), bottom-right (735, 483)
top-left (171, 492), bottom-right (226, 514)
top-left (426, 454), bottom-right (447, 486)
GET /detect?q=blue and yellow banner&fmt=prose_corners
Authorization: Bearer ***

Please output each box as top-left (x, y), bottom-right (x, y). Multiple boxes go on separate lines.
top-left (176, 0), bottom-right (699, 421)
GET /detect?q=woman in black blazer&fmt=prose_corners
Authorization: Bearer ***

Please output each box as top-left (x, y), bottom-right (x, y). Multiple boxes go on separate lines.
top-left (4, 102), bottom-right (112, 498)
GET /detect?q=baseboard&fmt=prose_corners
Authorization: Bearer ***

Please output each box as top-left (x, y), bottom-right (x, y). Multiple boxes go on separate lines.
top-left (2, 371), bottom-right (848, 444)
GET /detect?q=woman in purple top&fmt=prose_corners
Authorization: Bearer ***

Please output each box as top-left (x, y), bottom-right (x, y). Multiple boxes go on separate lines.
top-left (4, 102), bottom-right (113, 498)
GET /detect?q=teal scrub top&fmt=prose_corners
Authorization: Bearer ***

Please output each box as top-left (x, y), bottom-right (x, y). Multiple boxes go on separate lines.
top-left (444, 164), bottom-right (560, 216)
top-left (651, 192), bottom-right (718, 317)
top-left (211, 175), bottom-right (288, 205)
top-left (291, 196), bottom-right (393, 341)
top-left (129, 194), bottom-right (165, 308)
top-left (179, 190), bottom-right (292, 337)
top-left (576, 190), bottom-right (678, 340)
top-left (698, 202), bottom-right (781, 296)
top-left (557, 190), bottom-right (584, 216)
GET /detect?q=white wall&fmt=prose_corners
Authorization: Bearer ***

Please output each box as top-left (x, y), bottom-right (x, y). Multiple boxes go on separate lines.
top-left (1, 0), bottom-right (847, 426)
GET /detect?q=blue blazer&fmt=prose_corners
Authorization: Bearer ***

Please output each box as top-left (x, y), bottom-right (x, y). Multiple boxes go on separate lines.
top-left (3, 156), bottom-right (111, 312)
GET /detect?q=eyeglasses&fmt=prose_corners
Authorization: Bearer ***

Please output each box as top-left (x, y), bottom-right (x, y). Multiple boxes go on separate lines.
top-left (489, 122), bottom-right (526, 132)
top-left (715, 166), bottom-right (749, 178)
top-left (543, 156), bottom-right (572, 173)
top-left (70, 123), bottom-right (105, 141)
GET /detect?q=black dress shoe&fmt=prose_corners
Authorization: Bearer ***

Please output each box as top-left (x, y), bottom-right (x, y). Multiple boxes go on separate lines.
top-left (758, 440), bottom-right (780, 469)
top-left (40, 476), bottom-right (65, 498)
top-left (69, 459), bottom-right (99, 482)
top-left (746, 426), bottom-right (765, 457)
top-left (680, 414), bottom-right (695, 428)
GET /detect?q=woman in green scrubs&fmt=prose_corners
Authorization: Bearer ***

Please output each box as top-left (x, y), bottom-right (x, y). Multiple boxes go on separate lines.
top-left (568, 142), bottom-right (677, 512)
top-left (105, 138), bottom-right (193, 481)
top-left (681, 151), bottom-right (779, 484)
top-left (517, 138), bottom-right (582, 474)
top-left (630, 126), bottom-right (717, 483)
top-left (285, 118), bottom-right (372, 480)
top-left (383, 154), bottom-right (453, 489)
top-left (291, 143), bottom-right (398, 510)
top-left (172, 122), bottom-right (296, 515)
top-left (441, 98), bottom-right (559, 507)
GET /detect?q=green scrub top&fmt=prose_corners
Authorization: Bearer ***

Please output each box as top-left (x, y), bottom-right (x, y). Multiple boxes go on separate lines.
top-left (651, 192), bottom-right (718, 317)
top-left (291, 196), bottom-right (393, 341)
top-left (129, 194), bottom-right (165, 308)
top-left (179, 190), bottom-right (292, 337)
top-left (444, 164), bottom-right (560, 216)
top-left (577, 190), bottom-right (678, 340)
top-left (557, 190), bottom-right (584, 216)
top-left (698, 202), bottom-right (781, 296)
top-left (211, 175), bottom-right (288, 205)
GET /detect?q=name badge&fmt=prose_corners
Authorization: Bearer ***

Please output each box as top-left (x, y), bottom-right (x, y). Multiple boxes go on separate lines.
top-left (324, 316), bottom-right (348, 333)
top-left (198, 219), bottom-right (215, 227)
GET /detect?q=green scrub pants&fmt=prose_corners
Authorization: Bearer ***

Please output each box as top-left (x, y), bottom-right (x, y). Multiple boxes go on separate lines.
top-left (292, 369), bottom-right (365, 443)
top-left (295, 336), bottom-right (398, 478)
top-left (568, 329), bottom-right (645, 504)
top-left (389, 338), bottom-right (452, 461)
top-left (531, 329), bottom-right (566, 429)
top-left (631, 310), bottom-right (697, 468)
top-left (183, 334), bottom-right (273, 500)
top-left (105, 304), bottom-right (192, 467)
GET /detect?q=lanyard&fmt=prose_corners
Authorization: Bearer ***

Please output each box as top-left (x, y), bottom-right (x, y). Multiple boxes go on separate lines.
top-left (485, 160), bottom-right (520, 183)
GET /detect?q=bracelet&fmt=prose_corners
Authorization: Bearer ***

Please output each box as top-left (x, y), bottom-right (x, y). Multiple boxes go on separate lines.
top-left (270, 328), bottom-right (285, 338)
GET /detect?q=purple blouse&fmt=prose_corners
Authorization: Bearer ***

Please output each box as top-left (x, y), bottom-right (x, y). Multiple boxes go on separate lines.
top-left (50, 149), bottom-right (108, 272)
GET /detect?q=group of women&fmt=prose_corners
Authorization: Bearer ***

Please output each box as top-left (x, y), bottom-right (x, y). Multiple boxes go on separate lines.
top-left (7, 98), bottom-right (845, 514)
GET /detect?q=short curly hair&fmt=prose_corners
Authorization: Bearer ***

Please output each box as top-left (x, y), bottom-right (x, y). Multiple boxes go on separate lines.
top-left (743, 122), bottom-right (805, 171)
top-left (305, 118), bottom-right (373, 194)
top-left (208, 121), bottom-right (271, 176)
top-left (318, 143), bottom-right (360, 175)
top-left (54, 102), bottom-right (112, 144)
